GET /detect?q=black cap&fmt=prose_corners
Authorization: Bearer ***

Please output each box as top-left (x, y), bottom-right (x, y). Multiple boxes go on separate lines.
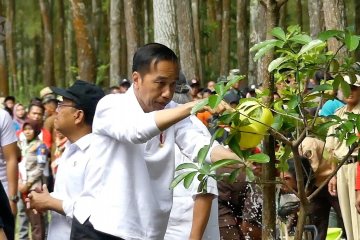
top-left (51, 80), bottom-right (105, 117)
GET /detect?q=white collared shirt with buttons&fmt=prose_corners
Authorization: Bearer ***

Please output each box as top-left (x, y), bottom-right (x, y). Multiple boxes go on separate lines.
top-left (73, 87), bottom-right (219, 240)
top-left (47, 133), bottom-right (93, 240)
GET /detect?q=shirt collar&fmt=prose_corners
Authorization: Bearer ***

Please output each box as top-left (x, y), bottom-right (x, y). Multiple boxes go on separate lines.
top-left (65, 133), bottom-right (93, 152)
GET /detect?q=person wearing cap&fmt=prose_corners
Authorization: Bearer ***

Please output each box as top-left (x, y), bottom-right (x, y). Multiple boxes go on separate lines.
top-left (326, 75), bottom-right (360, 239)
top-left (26, 80), bottom-right (105, 240)
top-left (189, 78), bottom-right (201, 100)
top-left (223, 69), bottom-right (242, 106)
top-left (70, 43), bottom-right (242, 240)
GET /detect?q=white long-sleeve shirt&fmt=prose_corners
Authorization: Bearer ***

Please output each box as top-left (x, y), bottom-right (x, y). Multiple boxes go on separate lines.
top-left (47, 134), bottom-right (93, 240)
top-left (73, 88), bottom-right (219, 239)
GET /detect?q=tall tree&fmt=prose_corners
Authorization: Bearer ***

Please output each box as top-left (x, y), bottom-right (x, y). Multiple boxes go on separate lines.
top-left (308, 0), bottom-right (323, 38)
top-left (323, 0), bottom-right (347, 61)
top-left (153, 0), bottom-right (178, 54)
top-left (296, 0), bottom-right (303, 28)
top-left (191, 0), bottom-right (203, 84)
top-left (55, 0), bottom-right (65, 87)
top-left (0, 1), bottom-right (8, 96)
top-left (124, 0), bottom-right (140, 79)
top-left (175, 0), bottom-right (197, 80)
top-left (220, 0), bottom-right (230, 76)
top-left (110, 0), bottom-right (121, 86)
top-left (92, 0), bottom-right (101, 55)
top-left (39, 0), bottom-right (55, 86)
top-left (236, 0), bottom-right (250, 87)
top-left (70, 0), bottom-right (96, 83)
top-left (119, 0), bottom-right (127, 78)
top-left (355, 0), bottom-right (360, 60)
top-left (259, 1), bottom-right (288, 239)
top-left (5, 0), bottom-right (16, 93)
top-left (279, 2), bottom-right (287, 29)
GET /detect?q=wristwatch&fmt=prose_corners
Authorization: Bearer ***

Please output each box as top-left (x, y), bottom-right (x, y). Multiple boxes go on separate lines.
top-left (9, 195), bottom-right (19, 203)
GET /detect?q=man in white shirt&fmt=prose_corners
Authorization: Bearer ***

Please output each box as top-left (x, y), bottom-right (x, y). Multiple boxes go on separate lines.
top-left (26, 80), bottom-right (105, 240)
top-left (71, 43), bottom-right (242, 239)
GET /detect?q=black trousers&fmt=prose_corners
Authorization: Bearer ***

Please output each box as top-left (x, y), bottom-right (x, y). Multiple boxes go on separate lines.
top-left (70, 217), bottom-right (124, 240)
top-left (310, 186), bottom-right (345, 240)
top-left (0, 181), bottom-right (15, 240)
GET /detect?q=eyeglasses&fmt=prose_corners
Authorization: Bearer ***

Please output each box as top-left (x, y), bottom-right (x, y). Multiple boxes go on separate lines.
top-left (56, 102), bottom-right (77, 111)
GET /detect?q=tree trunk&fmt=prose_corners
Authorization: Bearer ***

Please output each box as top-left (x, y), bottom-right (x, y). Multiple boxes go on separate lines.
top-left (355, 0), bottom-right (360, 60)
top-left (153, 0), bottom-right (178, 55)
top-left (220, 0), bottom-right (230, 76)
top-left (124, 0), bottom-right (140, 80)
top-left (119, 0), bottom-right (127, 79)
top-left (323, 0), bottom-right (346, 61)
top-left (70, 0), bottom-right (96, 83)
top-left (65, 8), bottom-right (74, 85)
top-left (0, 1), bottom-right (8, 97)
top-left (175, 0), bottom-right (197, 80)
top-left (110, 0), bottom-right (121, 86)
top-left (92, 0), bottom-right (101, 55)
top-left (296, 0), bottom-right (303, 29)
top-left (279, 2), bottom-right (287, 29)
top-left (308, 0), bottom-right (324, 38)
top-left (236, 0), bottom-right (249, 87)
top-left (55, 0), bottom-right (66, 87)
top-left (39, 0), bottom-right (55, 86)
top-left (261, 1), bottom-right (288, 239)
top-left (5, 0), bottom-right (16, 93)
top-left (191, 0), bottom-right (203, 84)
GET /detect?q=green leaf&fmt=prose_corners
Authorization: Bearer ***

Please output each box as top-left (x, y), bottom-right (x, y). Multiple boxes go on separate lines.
top-left (287, 95), bottom-right (299, 109)
top-left (228, 169), bottom-right (241, 183)
top-left (199, 163), bottom-right (211, 175)
top-left (254, 43), bottom-right (276, 61)
top-left (225, 75), bottom-right (245, 92)
top-left (214, 83), bottom-right (225, 96)
top-left (209, 159), bottom-right (242, 172)
top-left (333, 75), bottom-right (343, 90)
top-left (245, 167), bottom-right (255, 182)
top-left (250, 39), bottom-right (280, 52)
top-left (329, 60), bottom-right (340, 73)
top-left (341, 79), bottom-right (351, 98)
top-left (197, 145), bottom-right (210, 165)
top-left (271, 27), bottom-right (286, 41)
top-left (208, 95), bottom-right (222, 109)
top-left (346, 135), bottom-right (358, 146)
top-left (298, 39), bottom-right (324, 56)
top-left (345, 32), bottom-right (360, 51)
top-left (170, 171), bottom-right (193, 189)
top-left (356, 115), bottom-right (360, 132)
top-left (176, 163), bottom-right (198, 171)
top-left (289, 34), bottom-right (312, 44)
top-left (183, 171), bottom-right (198, 189)
top-left (318, 30), bottom-right (343, 41)
top-left (247, 153), bottom-right (270, 163)
top-left (227, 134), bottom-right (243, 159)
top-left (197, 174), bottom-right (205, 181)
top-left (191, 98), bottom-right (209, 115)
top-left (271, 114), bottom-right (283, 130)
top-left (343, 121), bottom-right (354, 132)
top-left (197, 177), bottom-right (208, 193)
top-left (268, 57), bottom-right (288, 72)
top-left (311, 84), bottom-right (333, 93)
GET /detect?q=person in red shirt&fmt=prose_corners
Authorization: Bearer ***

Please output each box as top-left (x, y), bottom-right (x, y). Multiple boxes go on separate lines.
top-left (356, 163), bottom-right (360, 214)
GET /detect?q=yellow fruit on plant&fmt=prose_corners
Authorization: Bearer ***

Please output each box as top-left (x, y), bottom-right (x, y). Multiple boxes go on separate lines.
top-left (234, 101), bottom-right (274, 149)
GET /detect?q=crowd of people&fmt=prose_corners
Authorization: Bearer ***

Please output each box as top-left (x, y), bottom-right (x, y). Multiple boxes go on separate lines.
top-left (0, 43), bottom-right (360, 240)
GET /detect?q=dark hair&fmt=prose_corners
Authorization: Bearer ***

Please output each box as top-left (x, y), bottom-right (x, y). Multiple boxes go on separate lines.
top-left (29, 97), bottom-right (43, 106)
top-left (132, 43), bottom-right (179, 76)
top-left (4, 96), bottom-right (15, 102)
top-left (314, 71), bottom-right (333, 83)
top-left (28, 103), bottom-right (45, 114)
top-left (287, 157), bottom-right (315, 190)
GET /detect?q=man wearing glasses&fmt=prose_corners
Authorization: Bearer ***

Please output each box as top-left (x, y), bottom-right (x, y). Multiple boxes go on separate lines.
top-left (26, 80), bottom-right (104, 240)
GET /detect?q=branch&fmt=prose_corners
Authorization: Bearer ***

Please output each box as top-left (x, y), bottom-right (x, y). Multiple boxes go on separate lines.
top-left (310, 93), bottom-right (324, 129)
top-left (260, 0), bottom-right (267, 9)
top-left (268, 128), bottom-right (292, 146)
top-left (293, 127), bottom-right (308, 148)
top-left (276, 0), bottom-right (289, 8)
top-left (308, 144), bottom-right (357, 201)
